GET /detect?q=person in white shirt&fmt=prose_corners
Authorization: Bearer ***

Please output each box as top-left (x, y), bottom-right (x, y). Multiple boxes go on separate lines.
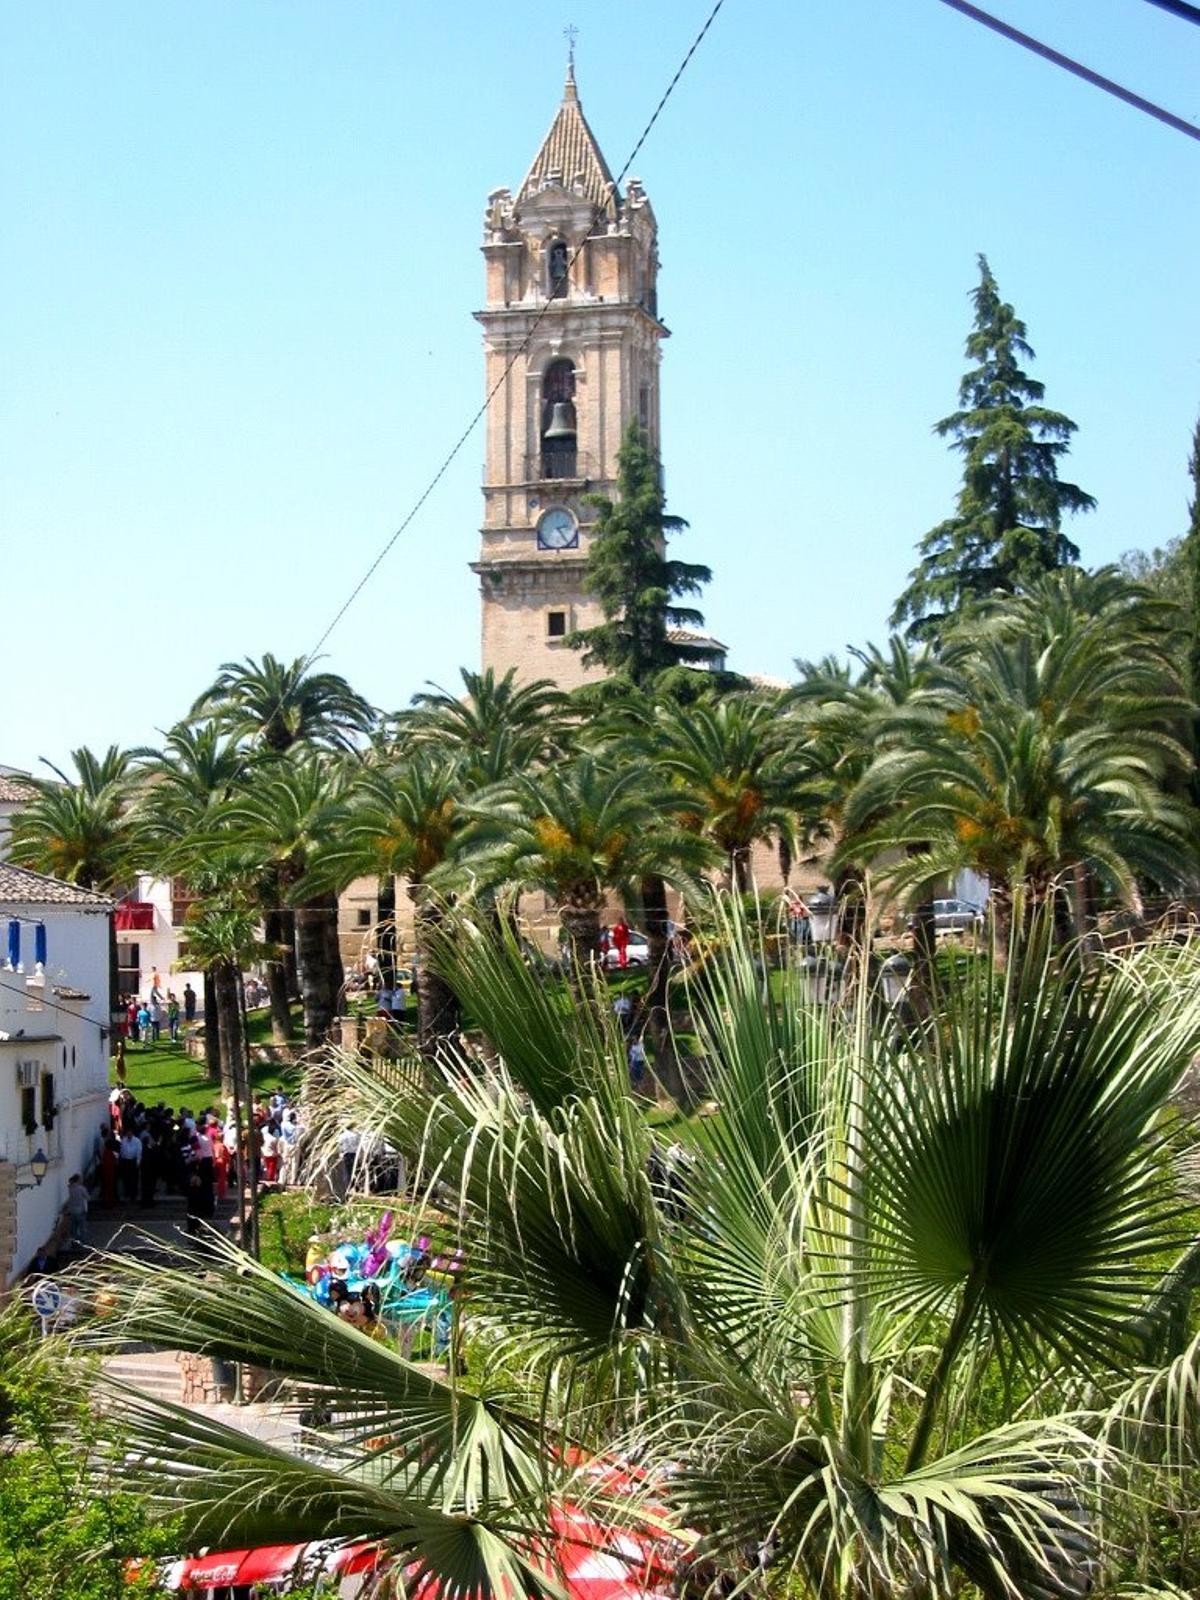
top-left (118, 1131), bottom-right (142, 1203)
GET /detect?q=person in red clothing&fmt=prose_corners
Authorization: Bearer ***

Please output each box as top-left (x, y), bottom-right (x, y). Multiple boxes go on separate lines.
top-left (211, 1127), bottom-right (229, 1203)
top-left (611, 919), bottom-right (631, 969)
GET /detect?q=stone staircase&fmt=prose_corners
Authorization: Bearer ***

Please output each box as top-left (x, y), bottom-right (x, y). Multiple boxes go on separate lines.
top-left (102, 1349), bottom-right (185, 1402)
top-left (86, 1192), bottom-right (237, 1264)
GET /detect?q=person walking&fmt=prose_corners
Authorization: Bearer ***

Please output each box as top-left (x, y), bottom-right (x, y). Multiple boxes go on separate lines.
top-left (183, 982), bottom-right (197, 1024)
top-left (136, 1001), bottom-right (152, 1049)
top-left (66, 1174), bottom-right (89, 1250)
top-left (167, 992), bottom-right (180, 1043)
top-left (127, 996), bottom-right (140, 1043)
top-left (149, 997), bottom-right (164, 1042)
top-left (611, 919), bottom-right (631, 970)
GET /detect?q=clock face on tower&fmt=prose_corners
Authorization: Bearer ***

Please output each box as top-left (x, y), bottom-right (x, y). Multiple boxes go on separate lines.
top-left (536, 508), bottom-right (578, 550)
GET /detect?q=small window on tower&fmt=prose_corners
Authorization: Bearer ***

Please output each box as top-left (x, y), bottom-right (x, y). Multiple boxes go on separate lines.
top-left (547, 610), bottom-right (567, 639)
top-left (638, 385), bottom-right (650, 429)
top-left (548, 240), bottom-right (569, 290)
top-left (356, 909), bottom-right (372, 927)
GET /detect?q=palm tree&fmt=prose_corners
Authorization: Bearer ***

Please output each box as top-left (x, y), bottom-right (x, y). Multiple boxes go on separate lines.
top-left (457, 753), bottom-right (714, 972)
top-left (321, 749), bottom-right (469, 1054)
top-left (407, 666), bottom-right (568, 777)
top-left (8, 745), bottom-right (136, 891)
top-left (215, 756), bottom-right (354, 1046)
top-left (844, 611), bottom-right (1196, 938)
top-left (190, 652), bottom-right (376, 754)
top-left (71, 913), bottom-right (1200, 1597)
top-left (177, 894), bottom-right (270, 1253)
top-left (9, 746), bottom-right (140, 1028)
top-left (651, 692), bottom-right (812, 891)
top-left (128, 723), bottom-right (254, 1070)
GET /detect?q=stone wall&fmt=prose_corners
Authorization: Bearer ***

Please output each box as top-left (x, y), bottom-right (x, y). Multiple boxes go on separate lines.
top-left (179, 1352), bottom-right (232, 1405)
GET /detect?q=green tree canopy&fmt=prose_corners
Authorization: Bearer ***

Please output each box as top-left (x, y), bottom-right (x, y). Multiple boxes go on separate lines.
top-left (569, 421), bottom-right (715, 683)
top-left (892, 255), bottom-right (1095, 639)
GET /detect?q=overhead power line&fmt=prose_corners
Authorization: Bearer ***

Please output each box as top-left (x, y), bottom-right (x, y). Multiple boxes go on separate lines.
top-left (935, 0), bottom-right (1200, 143)
top-left (302, 0), bottom-right (727, 669)
top-left (1141, 0), bottom-right (1200, 26)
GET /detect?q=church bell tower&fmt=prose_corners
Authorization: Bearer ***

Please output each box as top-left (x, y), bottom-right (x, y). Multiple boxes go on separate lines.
top-left (472, 59), bottom-right (667, 688)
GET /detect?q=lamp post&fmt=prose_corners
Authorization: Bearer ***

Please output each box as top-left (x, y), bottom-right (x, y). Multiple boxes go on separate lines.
top-left (16, 1148), bottom-right (49, 1191)
top-left (880, 952), bottom-right (913, 1009)
top-left (806, 889), bottom-right (839, 945)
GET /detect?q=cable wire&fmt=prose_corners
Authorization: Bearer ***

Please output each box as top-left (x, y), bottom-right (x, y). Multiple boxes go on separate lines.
top-left (1140, 0), bottom-right (1200, 26)
top-left (935, 0), bottom-right (1200, 143)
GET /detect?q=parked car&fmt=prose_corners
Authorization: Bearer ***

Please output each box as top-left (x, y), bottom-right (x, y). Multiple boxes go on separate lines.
top-left (603, 929), bottom-right (651, 968)
top-left (929, 898), bottom-right (985, 933)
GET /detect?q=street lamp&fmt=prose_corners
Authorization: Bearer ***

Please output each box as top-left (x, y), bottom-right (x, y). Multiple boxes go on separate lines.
top-left (807, 889), bottom-right (839, 944)
top-left (16, 1149), bottom-right (49, 1191)
top-left (879, 952), bottom-right (913, 1009)
top-left (799, 952), bottom-right (847, 1005)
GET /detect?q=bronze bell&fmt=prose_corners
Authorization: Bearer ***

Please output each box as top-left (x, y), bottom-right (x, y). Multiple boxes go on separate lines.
top-left (543, 401), bottom-right (577, 440)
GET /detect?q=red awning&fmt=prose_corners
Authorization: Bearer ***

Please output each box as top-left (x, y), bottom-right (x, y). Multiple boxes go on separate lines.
top-left (115, 902), bottom-right (155, 932)
top-left (151, 1541), bottom-right (379, 1591)
top-left (149, 1459), bottom-right (684, 1597)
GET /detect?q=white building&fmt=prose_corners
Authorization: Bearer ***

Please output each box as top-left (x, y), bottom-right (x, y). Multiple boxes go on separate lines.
top-left (114, 872), bottom-right (205, 1007)
top-left (0, 863), bottom-right (113, 1294)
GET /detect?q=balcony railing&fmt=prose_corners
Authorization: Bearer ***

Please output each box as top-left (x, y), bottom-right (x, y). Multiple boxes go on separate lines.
top-left (525, 450), bottom-right (597, 483)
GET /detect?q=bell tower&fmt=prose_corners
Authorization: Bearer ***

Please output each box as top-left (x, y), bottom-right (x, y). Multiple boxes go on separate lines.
top-left (472, 60), bottom-right (667, 688)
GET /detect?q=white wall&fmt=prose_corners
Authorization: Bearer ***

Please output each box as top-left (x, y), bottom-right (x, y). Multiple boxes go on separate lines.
top-left (115, 874), bottom-right (204, 1008)
top-left (0, 902), bottom-right (112, 1278)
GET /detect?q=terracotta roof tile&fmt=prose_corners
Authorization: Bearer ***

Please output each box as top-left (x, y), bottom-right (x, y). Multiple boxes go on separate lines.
top-left (0, 774), bottom-right (33, 803)
top-left (516, 68), bottom-right (618, 216)
top-left (0, 863), bottom-right (113, 908)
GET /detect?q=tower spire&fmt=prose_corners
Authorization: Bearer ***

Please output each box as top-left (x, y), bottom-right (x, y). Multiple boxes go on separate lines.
top-left (563, 24), bottom-right (579, 100)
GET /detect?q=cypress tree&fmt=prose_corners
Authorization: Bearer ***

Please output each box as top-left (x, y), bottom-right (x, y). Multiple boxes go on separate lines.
top-left (892, 255), bottom-right (1095, 640)
top-left (570, 421), bottom-right (715, 686)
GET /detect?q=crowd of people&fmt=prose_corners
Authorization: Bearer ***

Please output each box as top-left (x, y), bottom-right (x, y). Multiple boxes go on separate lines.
top-left (118, 968), bottom-right (197, 1050)
top-left (88, 1086), bottom-right (305, 1236)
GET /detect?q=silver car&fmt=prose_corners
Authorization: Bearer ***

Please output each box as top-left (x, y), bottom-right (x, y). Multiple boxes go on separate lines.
top-left (931, 898), bottom-right (985, 933)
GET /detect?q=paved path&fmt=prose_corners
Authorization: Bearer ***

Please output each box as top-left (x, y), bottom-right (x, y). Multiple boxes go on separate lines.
top-left (86, 1190), bottom-right (301, 1435)
top-left (86, 1190), bottom-right (237, 1262)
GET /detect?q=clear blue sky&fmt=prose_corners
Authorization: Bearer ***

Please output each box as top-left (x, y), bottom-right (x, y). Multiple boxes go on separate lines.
top-left (2, 0), bottom-right (1198, 772)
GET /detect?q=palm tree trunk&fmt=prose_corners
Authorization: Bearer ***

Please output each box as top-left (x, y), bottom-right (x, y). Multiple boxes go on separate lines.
top-left (203, 970), bottom-right (221, 1082)
top-left (410, 884), bottom-right (460, 1058)
top-left (559, 901), bottom-right (602, 979)
top-left (213, 960), bottom-right (245, 1103)
top-left (640, 875), bottom-right (691, 1110)
top-left (729, 845), bottom-right (751, 894)
top-left (905, 847), bottom-right (938, 1018)
top-left (295, 895), bottom-right (340, 1046)
top-left (262, 907), bottom-right (295, 1043)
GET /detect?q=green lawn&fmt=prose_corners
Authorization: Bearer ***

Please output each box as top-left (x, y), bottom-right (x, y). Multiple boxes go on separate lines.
top-left (113, 1009), bottom-right (302, 1106)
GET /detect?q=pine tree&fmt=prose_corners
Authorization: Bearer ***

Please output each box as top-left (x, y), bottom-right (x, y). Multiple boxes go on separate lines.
top-left (892, 255), bottom-right (1095, 639)
top-left (570, 421), bottom-right (714, 686)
